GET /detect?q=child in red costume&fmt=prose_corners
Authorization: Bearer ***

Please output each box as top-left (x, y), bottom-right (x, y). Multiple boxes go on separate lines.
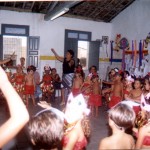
top-left (12, 65), bottom-right (25, 99)
top-left (62, 93), bottom-right (91, 150)
top-left (71, 66), bottom-right (84, 97)
top-left (109, 70), bottom-right (124, 108)
top-left (40, 65), bottom-right (54, 102)
top-left (80, 73), bottom-right (92, 103)
top-left (24, 66), bottom-right (36, 107)
top-left (89, 74), bottom-right (102, 117)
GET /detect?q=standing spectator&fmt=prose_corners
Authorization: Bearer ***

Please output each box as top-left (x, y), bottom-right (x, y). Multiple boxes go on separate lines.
top-left (20, 57), bottom-right (26, 69)
top-left (30, 65), bottom-right (42, 101)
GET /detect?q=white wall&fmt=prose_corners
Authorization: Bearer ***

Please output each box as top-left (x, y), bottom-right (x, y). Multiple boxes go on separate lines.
top-left (0, 10), bottom-right (112, 79)
top-left (111, 0), bottom-right (150, 59)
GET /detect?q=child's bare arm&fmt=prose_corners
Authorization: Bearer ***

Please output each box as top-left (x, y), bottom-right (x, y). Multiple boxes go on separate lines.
top-left (0, 66), bottom-right (29, 148)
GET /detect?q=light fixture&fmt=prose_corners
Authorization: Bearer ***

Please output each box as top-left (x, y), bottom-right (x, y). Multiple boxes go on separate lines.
top-left (50, 8), bottom-right (69, 21)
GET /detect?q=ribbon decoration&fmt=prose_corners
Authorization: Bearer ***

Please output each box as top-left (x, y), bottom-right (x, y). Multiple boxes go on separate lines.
top-left (131, 40), bottom-right (134, 65)
top-left (122, 48), bottom-right (125, 71)
top-left (139, 40), bottom-right (142, 67)
top-left (142, 39), bottom-right (145, 58)
top-left (133, 40), bottom-right (137, 68)
top-left (110, 41), bottom-right (114, 65)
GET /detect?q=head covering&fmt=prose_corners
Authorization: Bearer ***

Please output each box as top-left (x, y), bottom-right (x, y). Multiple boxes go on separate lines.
top-left (44, 65), bottom-right (51, 71)
top-left (126, 75), bottom-right (134, 83)
top-left (87, 73), bottom-right (93, 78)
top-left (16, 64), bottom-right (22, 69)
top-left (114, 68), bottom-right (119, 73)
top-left (5, 68), bottom-right (11, 73)
top-left (65, 93), bottom-right (90, 123)
top-left (141, 93), bottom-right (150, 112)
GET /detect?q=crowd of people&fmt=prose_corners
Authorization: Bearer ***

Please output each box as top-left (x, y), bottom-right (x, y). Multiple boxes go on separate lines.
top-left (1, 49), bottom-right (150, 149)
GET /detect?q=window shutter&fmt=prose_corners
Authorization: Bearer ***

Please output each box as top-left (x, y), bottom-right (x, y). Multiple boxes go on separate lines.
top-left (0, 35), bottom-right (3, 60)
top-left (28, 36), bottom-right (40, 68)
top-left (88, 41), bottom-right (100, 70)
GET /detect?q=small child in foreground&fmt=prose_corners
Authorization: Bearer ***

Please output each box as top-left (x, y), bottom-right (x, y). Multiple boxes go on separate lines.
top-left (99, 103), bottom-right (135, 149)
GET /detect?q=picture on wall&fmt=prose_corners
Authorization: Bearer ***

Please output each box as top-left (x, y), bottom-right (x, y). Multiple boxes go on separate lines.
top-left (102, 36), bottom-right (109, 44)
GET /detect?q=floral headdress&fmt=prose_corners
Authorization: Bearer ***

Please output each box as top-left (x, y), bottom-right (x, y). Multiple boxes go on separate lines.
top-left (44, 64), bottom-right (51, 71)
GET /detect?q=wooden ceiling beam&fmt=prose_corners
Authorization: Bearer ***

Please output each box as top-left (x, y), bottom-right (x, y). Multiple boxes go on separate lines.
top-left (23, 2), bottom-right (26, 9)
top-left (30, 1), bottom-right (35, 10)
top-left (38, 2), bottom-right (43, 10)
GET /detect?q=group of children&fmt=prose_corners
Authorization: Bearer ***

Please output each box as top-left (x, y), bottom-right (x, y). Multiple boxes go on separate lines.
top-left (99, 67), bottom-right (150, 149)
top-left (1, 63), bottom-right (61, 107)
top-left (3, 52), bottom-right (150, 149)
top-left (71, 65), bottom-right (102, 117)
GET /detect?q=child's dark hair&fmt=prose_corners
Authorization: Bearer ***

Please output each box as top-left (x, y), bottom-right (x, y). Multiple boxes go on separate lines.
top-left (75, 65), bottom-right (84, 78)
top-left (30, 65), bottom-right (36, 72)
top-left (89, 65), bottom-right (97, 72)
top-left (27, 110), bottom-right (64, 149)
top-left (124, 70), bottom-right (130, 77)
top-left (27, 66), bottom-right (35, 72)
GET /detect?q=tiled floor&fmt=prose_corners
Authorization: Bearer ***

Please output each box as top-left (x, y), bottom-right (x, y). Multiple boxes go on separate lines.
top-left (0, 97), bottom-right (109, 150)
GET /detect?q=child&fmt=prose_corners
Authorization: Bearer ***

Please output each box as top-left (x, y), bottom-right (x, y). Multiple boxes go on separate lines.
top-left (40, 65), bottom-right (54, 102)
top-left (127, 78), bottom-right (143, 103)
top-left (124, 75), bottom-right (134, 100)
top-left (133, 92), bottom-right (150, 149)
top-left (28, 107), bottom-right (64, 150)
top-left (24, 66), bottom-right (36, 107)
top-left (89, 74), bottom-right (102, 117)
top-left (12, 65), bottom-right (25, 99)
top-left (109, 71), bottom-right (124, 108)
top-left (99, 103), bottom-right (135, 149)
top-left (51, 68), bottom-right (61, 89)
top-left (71, 69), bottom-right (83, 97)
top-left (0, 66), bottom-right (29, 148)
top-left (80, 73), bottom-right (92, 102)
top-left (62, 93), bottom-right (91, 150)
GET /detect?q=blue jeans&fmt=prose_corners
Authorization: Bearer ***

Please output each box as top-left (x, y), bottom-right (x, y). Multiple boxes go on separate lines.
top-left (34, 85), bottom-right (42, 99)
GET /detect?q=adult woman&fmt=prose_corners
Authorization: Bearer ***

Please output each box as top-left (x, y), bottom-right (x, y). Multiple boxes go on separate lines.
top-left (51, 48), bottom-right (75, 105)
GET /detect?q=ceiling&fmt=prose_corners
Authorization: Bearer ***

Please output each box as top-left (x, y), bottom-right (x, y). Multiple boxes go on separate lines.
top-left (0, 0), bottom-right (135, 22)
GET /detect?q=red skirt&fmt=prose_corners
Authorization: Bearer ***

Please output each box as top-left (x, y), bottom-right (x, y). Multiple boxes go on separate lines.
top-left (109, 95), bottom-right (121, 108)
top-left (89, 94), bottom-right (102, 106)
top-left (72, 88), bottom-right (80, 97)
top-left (25, 85), bottom-right (34, 95)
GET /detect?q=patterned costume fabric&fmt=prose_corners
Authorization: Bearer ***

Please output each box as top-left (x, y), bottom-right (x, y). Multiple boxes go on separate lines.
top-left (13, 73), bottom-right (25, 93)
top-left (41, 75), bottom-right (54, 94)
top-left (62, 136), bottom-right (87, 150)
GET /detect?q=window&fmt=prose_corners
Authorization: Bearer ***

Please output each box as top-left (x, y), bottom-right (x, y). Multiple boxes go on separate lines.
top-left (1, 24), bottom-right (40, 68)
top-left (1, 24), bottom-right (29, 67)
top-left (3, 35), bottom-right (27, 66)
top-left (78, 41), bottom-right (89, 70)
